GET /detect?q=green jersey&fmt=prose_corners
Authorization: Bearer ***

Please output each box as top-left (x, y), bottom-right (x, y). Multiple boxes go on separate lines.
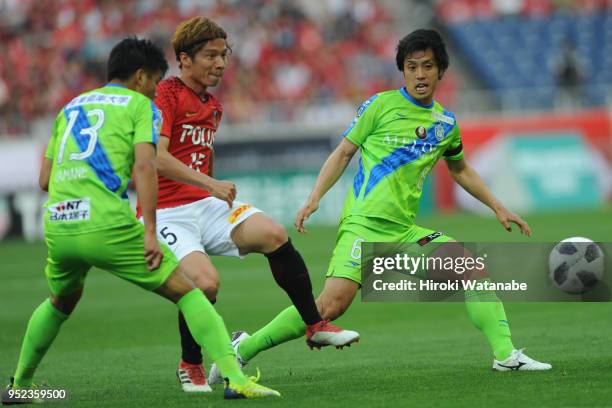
top-left (44, 84), bottom-right (161, 234)
top-left (341, 87), bottom-right (464, 226)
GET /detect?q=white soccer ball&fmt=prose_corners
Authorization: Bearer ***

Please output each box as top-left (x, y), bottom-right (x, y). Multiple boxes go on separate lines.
top-left (548, 237), bottom-right (604, 294)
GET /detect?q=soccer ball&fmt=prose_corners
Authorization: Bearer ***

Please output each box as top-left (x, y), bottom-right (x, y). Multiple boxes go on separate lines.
top-left (548, 237), bottom-right (604, 294)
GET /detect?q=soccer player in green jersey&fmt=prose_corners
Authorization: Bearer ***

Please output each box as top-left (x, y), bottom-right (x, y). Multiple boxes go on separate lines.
top-left (1, 38), bottom-right (279, 404)
top-left (208, 29), bottom-right (551, 382)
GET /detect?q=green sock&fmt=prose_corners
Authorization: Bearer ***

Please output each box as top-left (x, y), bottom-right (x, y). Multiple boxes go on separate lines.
top-left (238, 306), bottom-right (305, 362)
top-left (176, 288), bottom-right (247, 385)
top-left (464, 280), bottom-right (514, 360)
top-left (14, 299), bottom-right (68, 388)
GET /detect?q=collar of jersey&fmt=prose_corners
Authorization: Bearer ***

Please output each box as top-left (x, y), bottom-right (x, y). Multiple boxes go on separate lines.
top-left (399, 87), bottom-right (434, 109)
top-left (105, 83), bottom-right (127, 88)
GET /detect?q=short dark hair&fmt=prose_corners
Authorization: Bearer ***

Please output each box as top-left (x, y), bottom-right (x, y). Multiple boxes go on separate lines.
top-left (396, 29), bottom-right (449, 75)
top-left (106, 37), bottom-right (169, 82)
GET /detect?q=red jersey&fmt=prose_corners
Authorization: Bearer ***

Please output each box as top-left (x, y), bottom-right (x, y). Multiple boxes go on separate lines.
top-left (148, 76), bottom-right (222, 211)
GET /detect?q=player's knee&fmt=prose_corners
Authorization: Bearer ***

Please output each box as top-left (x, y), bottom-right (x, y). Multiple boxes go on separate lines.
top-left (50, 290), bottom-right (82, 315)
top-left (262, 222), bottom-right (289, 251)
top-left (191, 274), bottom-right (220, 301)
top-left (156, 267), bottom-right (197, 303)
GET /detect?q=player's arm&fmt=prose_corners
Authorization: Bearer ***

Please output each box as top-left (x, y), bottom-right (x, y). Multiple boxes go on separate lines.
top-left (445, 157), bottom-right (531, 236)
top-left (208, 149), bottom-right (214, 178)
top-left (40, 117), bottom-right (60, 192)
top-left (39, 158), bottom-right (53, 192)
top-left (156, 136), bottom-right (234, 206)
top-left (295, 138), bottom-right (359, 233)
top-left (134, 143), bottom-right (163, 270)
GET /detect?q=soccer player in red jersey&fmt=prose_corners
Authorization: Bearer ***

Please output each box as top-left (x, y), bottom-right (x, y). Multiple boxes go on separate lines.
top-left (138, 17), bottom-right (359, 392)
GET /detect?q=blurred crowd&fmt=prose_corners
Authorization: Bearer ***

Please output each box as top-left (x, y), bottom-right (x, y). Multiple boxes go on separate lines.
top-left (436, 0), bottom-right (611, 22)
top-left (0, 0), bottom-right (422, 135)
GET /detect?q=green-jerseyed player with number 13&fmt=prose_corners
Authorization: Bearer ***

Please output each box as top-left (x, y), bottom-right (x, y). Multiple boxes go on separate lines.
top-left (1, 38), bottom-right (279, 404)
top-left (208, 29), bottom-right (551, 383)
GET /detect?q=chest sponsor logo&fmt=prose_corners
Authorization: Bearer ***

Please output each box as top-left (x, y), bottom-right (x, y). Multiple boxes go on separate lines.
top-left (180, 124), bottom-right (216, 148)
top-left (415, 126), bottom-right (427, 139)
top-left (49, 198), bottom-right (90, 222)
top-left (228, 204), bottom-right (253, 224)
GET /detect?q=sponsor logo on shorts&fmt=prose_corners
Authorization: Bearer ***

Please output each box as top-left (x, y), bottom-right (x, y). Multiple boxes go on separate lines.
top-left (49, 198), bottom-right (90, 222)
top-left (417, 231), bottom-right (443, 246)
top-left (228, 204), bottom-right (253, 224)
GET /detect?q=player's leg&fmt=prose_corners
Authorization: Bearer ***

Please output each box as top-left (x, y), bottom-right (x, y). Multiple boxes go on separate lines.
top-left (231, 211), bottom-right (324, 325)
top-left (200, 198), bottom-right (358, 347)
top-left (174, 253), bottom-right (220, 391)
top-left (153, 264), bottom-right (280, 398)
top-left (101, 222), bottom-right (279, 398)
top-left (10, 234), bottom-right (89, 390)
top-left (413, 226), bottom-right (550, 370)
top-left (150, 206), bottom-right (219, 391)
top-left (208, 223), bottom-right (366, 385)
top-left (236, 276), bottom-right (360, 362)
top-left (207, 276), bottom-right (359, 385)
top-left (410, 227), bottom-right (515, 360)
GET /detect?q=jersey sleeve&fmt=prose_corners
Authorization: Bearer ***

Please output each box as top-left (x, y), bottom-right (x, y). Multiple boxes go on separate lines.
top-left (132, 97), bottom-right (161, 146)
top-left (45, 112), bottom-right (63, 159)
top-left (154, 81), bottom-right (177, 138)
top-left (443, 121), bottom-right (464, 161)
top-left (342, 94), bottom-right (380, 147)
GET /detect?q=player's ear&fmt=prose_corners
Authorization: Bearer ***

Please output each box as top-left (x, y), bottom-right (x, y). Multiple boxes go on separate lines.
top-left (178, 52), bottom-right (192, 69)
top-left (438, 69), bottom-right (445, 80)
top-left (133, 68), bottom-right (147, 87)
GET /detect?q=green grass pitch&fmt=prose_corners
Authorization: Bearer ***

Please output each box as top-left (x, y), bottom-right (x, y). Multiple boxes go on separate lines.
top-left (1, 207), bottom-right (611, 407)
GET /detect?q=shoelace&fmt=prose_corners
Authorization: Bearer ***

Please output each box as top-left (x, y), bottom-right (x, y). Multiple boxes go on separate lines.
top-left (320, 320), bottom-right (342, 333)
top-left (515, 348), bottom-right (535, 363)
top-left (247, 367), bottom-right (262, 384)
top-left (185, 365), bottom-right (206, 383)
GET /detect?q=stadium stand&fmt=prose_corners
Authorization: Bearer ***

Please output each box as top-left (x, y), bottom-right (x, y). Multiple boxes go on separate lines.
top-left (0, 0), bottom-right (402, 134)
top-left (441, 0), bottom-right (612, 110)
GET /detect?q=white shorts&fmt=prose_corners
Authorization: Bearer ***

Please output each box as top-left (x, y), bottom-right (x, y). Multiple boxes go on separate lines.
top-left (147, 197), bottom-right (262, 261)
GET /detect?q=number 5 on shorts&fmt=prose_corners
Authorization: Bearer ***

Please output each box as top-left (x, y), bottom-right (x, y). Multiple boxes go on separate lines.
top-left (160, 226), bottom-right (178, 246)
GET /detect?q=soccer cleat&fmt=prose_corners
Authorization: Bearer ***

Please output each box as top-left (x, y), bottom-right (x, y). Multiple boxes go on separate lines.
top-left (492, 348), bottom-right (552, 371)
top-left (223, 369), bottom-right (280, 399)
top-left (207, 331), bottom-right (249, 386)
top-left (306, 320), bottom-right (360, 350)
top-left (176, 360), bottom-right (212, 392)
top-left (1, 377), bottom-right (42, 405)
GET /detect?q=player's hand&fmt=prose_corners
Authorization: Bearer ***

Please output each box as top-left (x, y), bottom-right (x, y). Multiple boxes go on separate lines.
top-left (144, 229), bottom-right (164, 271)
top-left (295, 198), bottom-right (319, 234)
top-left (495, 207), bottom-right (532, 237)
top-left (209, 180), bottom-right (237, 208)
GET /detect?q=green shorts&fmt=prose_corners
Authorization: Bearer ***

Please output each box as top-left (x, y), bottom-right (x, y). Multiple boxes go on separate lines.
top-left (44, 222), bottom-right (178, 296)
top-left (326, 217), bottom-right (454, 285)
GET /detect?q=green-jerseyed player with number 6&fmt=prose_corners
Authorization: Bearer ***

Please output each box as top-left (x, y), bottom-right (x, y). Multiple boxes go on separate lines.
top-left (208, 30), bottom-right (551, 383)
top-left (1, 38), bottom-right (279, 405)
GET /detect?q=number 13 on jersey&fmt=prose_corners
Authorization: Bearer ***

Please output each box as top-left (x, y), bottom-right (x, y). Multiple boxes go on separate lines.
top-left (57, 109), bottom-right (105, 165)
